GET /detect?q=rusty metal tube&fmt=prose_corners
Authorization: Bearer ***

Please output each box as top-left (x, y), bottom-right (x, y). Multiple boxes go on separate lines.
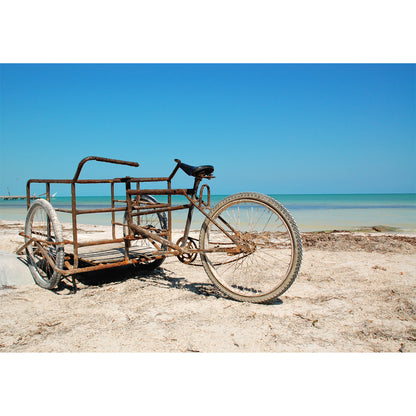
top-left (132, 202), bottom-right (170, 209)
top-left (131, 204), bottom-right (191, 217)
top-left (199, 184), bottom-right (211, 207)
top-left (26, 181), bottom-right (31, 209)
top-left (168, 159), bottom-right (182, 181)
top-left (182, 177), bottom-right (201, 244)
top-left (111, 182), bottom-right (115, 239)
top-left (77, 237), bottom-right (126, 248)
top-left (129, 177), bottom-right (169, 183)
top-left (73, 156), bottom-right (139, 182)
top-left (27, 178), bottom-right (170, 185)
top-left (168, 180), bottom-right (172, 242)
top-left (127, 189), bottom-right (188, 196)
top-left (129, 223), bottom-right (183, 252)
top-left (71, 182), bottom-right (79, 269)
top-left (61, 252), bottom-right (178, 276)
top-left (75, 207), bottom-right (127, 215)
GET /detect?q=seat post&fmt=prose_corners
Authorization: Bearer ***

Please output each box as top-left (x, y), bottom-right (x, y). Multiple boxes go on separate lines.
top-left (181, 176), bottom-right (202, 245)
top-left (190, 177), bottom-right (202, 198)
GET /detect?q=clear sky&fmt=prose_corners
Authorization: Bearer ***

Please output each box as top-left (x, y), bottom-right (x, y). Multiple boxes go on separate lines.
top-left (0, 64), bottom-right (414, 196)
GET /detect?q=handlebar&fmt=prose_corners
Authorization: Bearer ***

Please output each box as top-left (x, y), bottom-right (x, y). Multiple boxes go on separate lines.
top-left (73, 156), bottom-right (139, 181)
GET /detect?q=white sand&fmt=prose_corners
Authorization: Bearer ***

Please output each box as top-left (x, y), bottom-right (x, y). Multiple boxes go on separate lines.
top-left (0, 220), bottom-right (415, 352)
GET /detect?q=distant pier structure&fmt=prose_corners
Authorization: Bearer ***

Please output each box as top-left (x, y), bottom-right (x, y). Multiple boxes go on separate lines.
top-left (0, 195), bottom-right (28, 200)
top-left (0, 188), bottom-right (56, 201)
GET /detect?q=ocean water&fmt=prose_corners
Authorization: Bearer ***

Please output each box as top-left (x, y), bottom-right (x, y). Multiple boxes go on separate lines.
top-left (1, 193), bottom-right (415, 233)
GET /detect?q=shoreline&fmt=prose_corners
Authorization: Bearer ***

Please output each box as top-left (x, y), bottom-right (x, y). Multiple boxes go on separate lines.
top-left (1, 192), bottom-right (415, 234)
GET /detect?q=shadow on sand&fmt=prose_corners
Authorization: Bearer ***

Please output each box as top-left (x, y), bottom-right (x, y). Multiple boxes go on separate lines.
top-left (55, 264), bottom-right (283, 305)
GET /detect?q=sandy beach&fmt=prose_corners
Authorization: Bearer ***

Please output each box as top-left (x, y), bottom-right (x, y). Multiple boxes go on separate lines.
top-left (0, 219), bottom-right (415, 352)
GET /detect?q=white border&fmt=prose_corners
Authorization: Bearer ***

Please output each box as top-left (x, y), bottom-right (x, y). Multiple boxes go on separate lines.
top-left (1, 353), bottom-right (415, 415)
top-left (0, 1), bottom-right (415, 63)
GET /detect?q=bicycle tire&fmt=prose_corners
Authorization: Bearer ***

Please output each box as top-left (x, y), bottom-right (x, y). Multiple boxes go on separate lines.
top-left (199, 192), bottom-right (302, 303)
top-left (123, 194), bottom-right (168, 271)
top-left (24, 199), bottom-right (64, 289)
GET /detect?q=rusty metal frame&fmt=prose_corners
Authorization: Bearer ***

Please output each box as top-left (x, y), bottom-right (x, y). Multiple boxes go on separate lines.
top-left (19, 156), bottom-right (242, 279)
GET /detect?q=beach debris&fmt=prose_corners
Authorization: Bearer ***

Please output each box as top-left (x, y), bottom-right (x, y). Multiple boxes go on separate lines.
top-left (0, 284), bottom-right (17, 290)
top-left (186, 348), bottom-right (200, 352)
top-left (295, 313), bottom-right (320, 328)
top-left (246, 312), bottom-right (256, 320)
top-left (372, 225), bottom-right (399, 232)
top-left (301, 232), bottom-right (416, 254)
top-left (41, 321), bottom-right (62, 328)
top-left (372, 265), bottom-right (387, 271)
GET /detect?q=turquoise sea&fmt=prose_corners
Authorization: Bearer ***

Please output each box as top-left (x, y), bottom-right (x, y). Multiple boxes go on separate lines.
top-left (1, 194), bottom-right (415, 233)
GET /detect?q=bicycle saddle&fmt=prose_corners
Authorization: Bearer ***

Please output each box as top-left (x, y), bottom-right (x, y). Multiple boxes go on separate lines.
top-left (176, 160), bottom-right (214, 177)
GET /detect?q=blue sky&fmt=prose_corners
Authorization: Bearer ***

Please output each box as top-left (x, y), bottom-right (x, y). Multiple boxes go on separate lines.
top-left (0, 64), bottom-right (414, 196)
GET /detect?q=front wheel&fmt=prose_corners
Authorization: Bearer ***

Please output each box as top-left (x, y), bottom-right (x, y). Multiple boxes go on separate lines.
top-left (199, 192), bottom-right (302, 303)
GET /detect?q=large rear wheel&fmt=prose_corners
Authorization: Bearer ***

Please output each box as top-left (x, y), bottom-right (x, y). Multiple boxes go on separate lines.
top-left (25, 199), bottom-right (64, 289)
top-left (199, 192), bottom-right (302, 303)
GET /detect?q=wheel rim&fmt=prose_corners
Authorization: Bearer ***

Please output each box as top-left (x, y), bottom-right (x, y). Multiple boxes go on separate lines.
top-left (26, 204), bottom-right (61, 284)
top-left (200, 199), bottom-right (296, 298)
